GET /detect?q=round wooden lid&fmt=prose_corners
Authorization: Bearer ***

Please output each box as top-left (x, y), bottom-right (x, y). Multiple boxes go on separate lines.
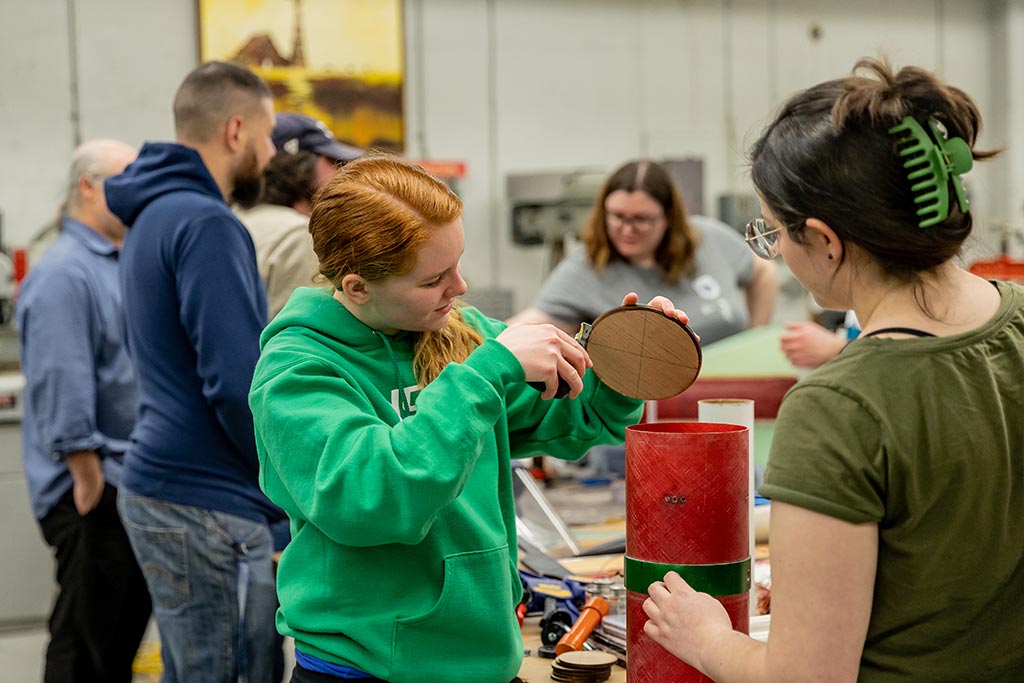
top-left (554, 650), bottom-right (618, 668)
top-left (586, 305), bottom-right (702, 400)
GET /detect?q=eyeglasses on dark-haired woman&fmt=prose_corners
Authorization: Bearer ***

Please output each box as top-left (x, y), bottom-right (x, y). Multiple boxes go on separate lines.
top-left (745, 218), bottom-right (783, 260)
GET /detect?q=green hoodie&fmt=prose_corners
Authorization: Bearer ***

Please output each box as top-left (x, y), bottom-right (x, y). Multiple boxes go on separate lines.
top-left (249, 287), bottom-right (642, 682)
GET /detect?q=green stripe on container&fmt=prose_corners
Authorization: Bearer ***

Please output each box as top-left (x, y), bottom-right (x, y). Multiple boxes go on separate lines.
top-left (625, 556), bottom-right (751, 596)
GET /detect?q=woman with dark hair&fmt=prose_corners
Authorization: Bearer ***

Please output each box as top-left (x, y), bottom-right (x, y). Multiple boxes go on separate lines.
top-left (248, 155), bottom-right (689, 682)
top-left (643, 59), bottom-right (1024, 682)
top-left (511, 159), bottom-right (778, 345)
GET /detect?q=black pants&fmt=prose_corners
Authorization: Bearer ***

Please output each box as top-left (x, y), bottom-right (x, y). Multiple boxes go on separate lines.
top-left (38, 484), bottom-right (152, 683)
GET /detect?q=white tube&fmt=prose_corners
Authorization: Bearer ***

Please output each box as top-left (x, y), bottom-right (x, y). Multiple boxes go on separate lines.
top-left (698, 398), bottom-right (756, 614)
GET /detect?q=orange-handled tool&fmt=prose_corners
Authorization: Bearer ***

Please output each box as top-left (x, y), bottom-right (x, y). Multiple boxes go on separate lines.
top-left (555, 596), bottom-right (609, 655)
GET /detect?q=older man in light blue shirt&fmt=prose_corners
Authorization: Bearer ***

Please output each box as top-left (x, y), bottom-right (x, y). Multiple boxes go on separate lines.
top-left (16, 139), bottom-right (151, 683)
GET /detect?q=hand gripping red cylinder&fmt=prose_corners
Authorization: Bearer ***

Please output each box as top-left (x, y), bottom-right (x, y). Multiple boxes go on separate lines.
top-left (625, 422), bottom-right (750, 683)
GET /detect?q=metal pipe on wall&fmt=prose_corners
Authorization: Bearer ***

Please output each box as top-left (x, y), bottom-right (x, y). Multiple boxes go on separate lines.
top-left (409, 0), bottom-right (430, 160)
top-left (486, 0), bottom-right (502, 289)
top-left (65, 0), bottom-right (82, 148)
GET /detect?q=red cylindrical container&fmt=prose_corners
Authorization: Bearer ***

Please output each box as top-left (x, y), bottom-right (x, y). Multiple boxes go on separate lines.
top-left (625, 422), bottom-right (750, 683)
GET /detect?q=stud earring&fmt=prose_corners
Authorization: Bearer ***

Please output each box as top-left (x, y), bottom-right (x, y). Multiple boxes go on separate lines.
top-left (828, 254), bottom-right (834, 260)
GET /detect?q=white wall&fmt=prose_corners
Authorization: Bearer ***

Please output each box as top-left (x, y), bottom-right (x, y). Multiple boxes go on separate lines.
top-left (0, 0), bottom-right (75, 246)
top-left (405, 0), bottom-right (1013, 310)
top-left (1, 0), bottom-right (1019, 312)
top-left (0, 0), bottom-right (195, 247)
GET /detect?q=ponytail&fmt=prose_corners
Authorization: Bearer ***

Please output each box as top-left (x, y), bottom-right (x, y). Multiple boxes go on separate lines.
top-left (831, 58), bottom-right (996, 162)
top-left (413, 307), bottom-right (483, 385)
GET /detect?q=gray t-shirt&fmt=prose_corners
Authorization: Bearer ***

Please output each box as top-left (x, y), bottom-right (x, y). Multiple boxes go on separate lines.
top-left (530, 215), bottom-right (754, 344)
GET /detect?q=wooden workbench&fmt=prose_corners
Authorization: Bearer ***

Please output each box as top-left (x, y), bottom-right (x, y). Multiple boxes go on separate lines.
top-left (517, 617), bottom-right (627, 683)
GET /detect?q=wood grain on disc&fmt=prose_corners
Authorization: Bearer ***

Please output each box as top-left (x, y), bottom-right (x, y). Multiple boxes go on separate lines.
top-left (555, 650), bottom-right (618, 667)
top-left (585, 306), bottom-right (701, 400)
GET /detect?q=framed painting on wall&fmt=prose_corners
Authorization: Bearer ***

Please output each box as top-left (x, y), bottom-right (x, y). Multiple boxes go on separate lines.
top-left (198, 0), bottom-right (404, 152)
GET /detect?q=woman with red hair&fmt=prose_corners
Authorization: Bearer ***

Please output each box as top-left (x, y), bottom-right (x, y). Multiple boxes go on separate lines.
top-left (249, 155), bottom-right (688, 683)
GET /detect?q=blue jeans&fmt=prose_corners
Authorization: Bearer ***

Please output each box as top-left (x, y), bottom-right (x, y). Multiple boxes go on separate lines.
top-left (118, 492), bottom-right (279, 683)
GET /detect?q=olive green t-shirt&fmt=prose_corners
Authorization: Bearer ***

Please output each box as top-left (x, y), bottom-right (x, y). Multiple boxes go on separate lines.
top-left (761, 281), bottom-right (1024, 682)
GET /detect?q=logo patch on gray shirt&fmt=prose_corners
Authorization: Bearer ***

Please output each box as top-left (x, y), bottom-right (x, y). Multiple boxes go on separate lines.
top-left (692, 274), bottom-right (722, 300)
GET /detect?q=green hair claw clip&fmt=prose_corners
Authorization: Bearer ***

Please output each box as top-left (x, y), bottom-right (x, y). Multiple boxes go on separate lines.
top-left (888, 116), bottom-right (973, 228)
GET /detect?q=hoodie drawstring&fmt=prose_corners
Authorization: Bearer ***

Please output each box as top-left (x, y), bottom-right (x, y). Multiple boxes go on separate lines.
top-left (373, 330), bottom-right (410, 418)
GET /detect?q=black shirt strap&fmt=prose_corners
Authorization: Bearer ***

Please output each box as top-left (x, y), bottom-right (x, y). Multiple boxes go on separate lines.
top-left (860, 327), bottom-right (936, 339)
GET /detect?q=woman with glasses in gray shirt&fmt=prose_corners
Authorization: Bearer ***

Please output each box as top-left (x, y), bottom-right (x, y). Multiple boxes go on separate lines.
top-left (510, 159), bottom-right (778, 345)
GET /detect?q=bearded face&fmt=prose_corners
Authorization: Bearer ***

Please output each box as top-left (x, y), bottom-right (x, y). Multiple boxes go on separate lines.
top-left (231, 140), bottom-right (266, 208)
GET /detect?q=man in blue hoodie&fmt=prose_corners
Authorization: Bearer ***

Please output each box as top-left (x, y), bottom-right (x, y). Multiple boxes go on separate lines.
top-left (105, 61), bottom-right (283, 683)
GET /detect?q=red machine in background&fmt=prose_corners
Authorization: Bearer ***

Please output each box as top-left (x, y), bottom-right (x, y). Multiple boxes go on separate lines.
top-left (969, 224), bottom-right (1024, 283)
top-left (969, 254), bottom-right (1024, 283)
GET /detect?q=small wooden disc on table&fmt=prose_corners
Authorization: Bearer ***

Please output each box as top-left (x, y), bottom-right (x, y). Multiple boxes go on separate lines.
top-left (551, 650), bottom-right (617, 682)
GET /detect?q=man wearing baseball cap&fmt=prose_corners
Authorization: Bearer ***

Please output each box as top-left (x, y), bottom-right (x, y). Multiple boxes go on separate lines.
top-left (273, 113), bottom-right (363, 189)
top-left (238, 113), bottom-right (363, 318)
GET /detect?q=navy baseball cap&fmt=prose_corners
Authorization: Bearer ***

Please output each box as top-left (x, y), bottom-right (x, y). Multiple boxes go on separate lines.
top-left (272, 113), bottom-right (363, 163)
